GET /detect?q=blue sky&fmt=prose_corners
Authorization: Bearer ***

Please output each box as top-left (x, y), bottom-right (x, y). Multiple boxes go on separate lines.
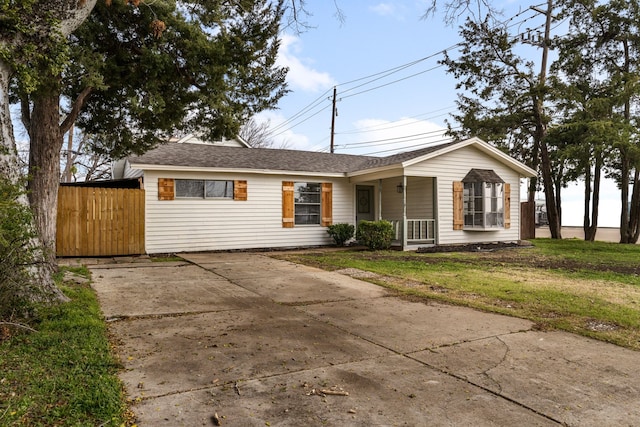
top-left (256, 0), bottom-right (622, 228)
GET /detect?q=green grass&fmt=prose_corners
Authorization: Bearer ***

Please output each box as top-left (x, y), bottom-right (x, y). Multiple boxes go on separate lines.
top-left (0, 267), bottom-right (129, 426)
top-left (275, 239), bottom-right (640, 350)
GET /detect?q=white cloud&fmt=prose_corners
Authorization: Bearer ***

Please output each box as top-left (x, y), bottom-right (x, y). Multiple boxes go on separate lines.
top-left (370, 3), bottom-right (396, 16)
top-left (252, 110), bottom-right (313, 150)
top-left (276, 34), bottom-right (336, 93)
top-left (369, 3), bottom-right (411, 19)
top-left (335, 117), bottom-right (449, 156)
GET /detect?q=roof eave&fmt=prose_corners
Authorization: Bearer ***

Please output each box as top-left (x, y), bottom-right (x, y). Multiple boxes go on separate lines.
top-left (128, 163), bottom-right (347, 178)
top-left (347, 164), bottom-right (403, 178)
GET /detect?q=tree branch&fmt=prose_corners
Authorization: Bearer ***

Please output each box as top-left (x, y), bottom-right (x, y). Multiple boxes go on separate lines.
top-left (0, 321), bottom-right (38, 334)
top-left (60, 86), bottom-right (93, 134)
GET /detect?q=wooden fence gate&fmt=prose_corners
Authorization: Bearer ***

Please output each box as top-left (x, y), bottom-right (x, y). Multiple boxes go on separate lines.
top-left (520, 201), bottom-right (535, 240)
top-left (56, 186), bottom-right (145, 257)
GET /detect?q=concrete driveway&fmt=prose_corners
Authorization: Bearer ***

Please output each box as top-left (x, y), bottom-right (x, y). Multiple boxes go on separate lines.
top-left (88, 252), bottom-right (640, 426)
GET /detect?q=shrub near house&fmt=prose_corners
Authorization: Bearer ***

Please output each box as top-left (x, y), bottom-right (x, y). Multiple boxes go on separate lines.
top-left (357, 220), bottom-right (394, 250)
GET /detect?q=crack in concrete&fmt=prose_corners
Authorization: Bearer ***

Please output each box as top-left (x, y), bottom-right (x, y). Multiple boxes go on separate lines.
top-left (478, 335), bottom-right (510, 394)
top-left (124, 259), bottom-right (565, 425)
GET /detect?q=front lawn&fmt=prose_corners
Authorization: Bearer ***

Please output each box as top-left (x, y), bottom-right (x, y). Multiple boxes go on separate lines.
top-left (275, 239), bottom-right (640, 350)
top-left (0, 267), bottom-right (130, 426)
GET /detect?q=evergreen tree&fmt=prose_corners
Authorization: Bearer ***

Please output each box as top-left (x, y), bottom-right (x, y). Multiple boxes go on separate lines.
top-left (554, 0), bottom-right (640, 243)
top-left (441, 7), bottom-right (563, 238)
top-left (1, 0), bottom-right (289, 303)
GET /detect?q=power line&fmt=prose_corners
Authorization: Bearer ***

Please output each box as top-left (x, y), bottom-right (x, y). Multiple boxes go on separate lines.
top-left (359, 137), bottom-right (454, 156)
top-left (341, 64), bottom-right (446, 100)
top-left (268, 103), bottom-right (332, 138)
top-left (265, 87), bottom-right (333, 135)
top-left (269, 5), bottom-right (551, 146)
top-left (338, 43), bottom-right (462, 95)
top-left (337, 106), bottom-right (457, 135)
top-left (339, 127), bottom-right (451, 148)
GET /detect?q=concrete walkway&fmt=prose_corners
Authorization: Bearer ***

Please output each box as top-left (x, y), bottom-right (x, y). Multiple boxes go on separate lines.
top-left (88, 252), bottom-right (640, 426)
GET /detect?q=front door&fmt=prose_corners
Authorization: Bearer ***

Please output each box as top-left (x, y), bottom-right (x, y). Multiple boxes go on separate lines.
top-left (356, 185), bottom-right (375, 223)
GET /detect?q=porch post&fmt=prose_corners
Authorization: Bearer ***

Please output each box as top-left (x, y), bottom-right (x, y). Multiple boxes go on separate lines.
top-left (378, 179), bottom-right (383, 221)
top-left (402, 175), bottom-right (408, 250)
top-left (433, 177), bottom-right (438, 245)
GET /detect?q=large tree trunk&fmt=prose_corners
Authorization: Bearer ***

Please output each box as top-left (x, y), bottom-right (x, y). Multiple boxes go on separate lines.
top-left (0, 61), bottom-right (68, 303)
top-left (27, 93), bottom-right (65, 268)
top-left (625, 169), bottom-right (640, 243)
top-left (584, 157), bottom-right (602, 242)
top-left (533, 102), bottom-right (561, 239)
top-left (0, 1), bottom-right (97, 304)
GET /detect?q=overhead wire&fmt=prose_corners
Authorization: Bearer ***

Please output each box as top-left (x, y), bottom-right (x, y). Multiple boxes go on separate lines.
top-left (268, 103), bottom-right (332, 138)
top-left (337, 105), bottom-right (457, 135)
top-left (359, 137), bottom-right (455, 156)
top-left (271, 4), bottom-right (552, 150)
top-left (265, 87), bottom-right (333, 135)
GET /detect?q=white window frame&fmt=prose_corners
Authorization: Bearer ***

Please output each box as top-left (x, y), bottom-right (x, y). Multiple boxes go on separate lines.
top-left (294, 182), bottom-right (321, 225)
top-left (463, 181), bottom-right (504, 229)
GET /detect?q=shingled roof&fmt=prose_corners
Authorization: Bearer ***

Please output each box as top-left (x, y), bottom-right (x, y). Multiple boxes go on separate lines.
top-left (128, 140), bottom-right (459, 174)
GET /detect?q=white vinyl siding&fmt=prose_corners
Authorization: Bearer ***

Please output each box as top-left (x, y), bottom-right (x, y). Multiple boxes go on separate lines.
top-left (143, 171), bottom-right (353, 253)
top-left (381, 177), bottom-right (434, 221)
top-left (405, 145), bottom-right (521, 244)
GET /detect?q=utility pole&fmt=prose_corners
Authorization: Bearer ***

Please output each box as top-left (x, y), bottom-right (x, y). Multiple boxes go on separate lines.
top-left (527, 0), bottom-right (562, 239)
top-left (330, 86), bottom-right (337, 154)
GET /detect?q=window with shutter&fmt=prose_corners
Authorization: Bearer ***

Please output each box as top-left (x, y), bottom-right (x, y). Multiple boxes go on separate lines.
top-left (458, 169), bottom-right (508, 230)
top-left (283, 181), bottom-right (332, 227)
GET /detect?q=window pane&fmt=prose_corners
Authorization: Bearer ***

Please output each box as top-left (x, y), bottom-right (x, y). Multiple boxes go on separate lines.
top-left (474, 213), bottom-right (483, 227)
top-left (294, 182), bottom-right (321, 224)
top-left (175, 180), bottom-right (204, 198)
top-left (205, 180), bottom-right (233, 198)
top-left (295, 183), bottom-right (321, 204)
top-left (295, 204), bottom-right (320, 225)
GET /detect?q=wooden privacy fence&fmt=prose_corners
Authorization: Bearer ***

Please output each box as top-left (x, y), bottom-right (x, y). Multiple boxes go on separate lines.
top-left (57, 186), bottom-right (145, 257)
top-left (520, 201), bottom-right (535, 240)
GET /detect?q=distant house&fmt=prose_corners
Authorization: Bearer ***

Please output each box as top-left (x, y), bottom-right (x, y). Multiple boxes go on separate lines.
top-left (114, 136), bottom-right (536, 253)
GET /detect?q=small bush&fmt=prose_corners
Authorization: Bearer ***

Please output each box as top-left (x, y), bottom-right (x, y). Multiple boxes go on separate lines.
top-left (326, 223), bottom-right (355, 246)
top-left (0, 176), bottom-right (38, 322)
top-left (356, 220), bottom-right (394, 250)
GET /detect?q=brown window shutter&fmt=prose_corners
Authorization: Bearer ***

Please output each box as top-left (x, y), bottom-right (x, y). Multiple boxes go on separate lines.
top-left (158, 178), bottom-right (175, 200)
top-left (504, 183), bottom-right (511, 229)
top-left (282, 181), bottom-right (294, 228)
top-left (321, 182), bottom-right (333, 227)
top-left (453, 181), bottom-right (463, 230)
top-left (234, 180), bottom-right (247, 201)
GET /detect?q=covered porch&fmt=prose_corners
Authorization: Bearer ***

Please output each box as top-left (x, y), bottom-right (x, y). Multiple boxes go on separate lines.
top-left (354, 175), bottom-right (437, 250)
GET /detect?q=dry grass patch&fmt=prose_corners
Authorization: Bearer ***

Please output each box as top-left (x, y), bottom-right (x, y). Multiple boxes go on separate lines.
top-left (274, 239), bottom-right (640, 351)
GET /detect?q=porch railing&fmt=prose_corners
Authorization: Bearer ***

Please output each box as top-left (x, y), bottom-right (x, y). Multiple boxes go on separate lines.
top-left (387, 219), bottom-right (436, 245)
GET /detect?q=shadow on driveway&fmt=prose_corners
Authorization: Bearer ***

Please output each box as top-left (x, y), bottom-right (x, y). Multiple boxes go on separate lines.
top-left (88, 252), bottom-right (640, 426)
